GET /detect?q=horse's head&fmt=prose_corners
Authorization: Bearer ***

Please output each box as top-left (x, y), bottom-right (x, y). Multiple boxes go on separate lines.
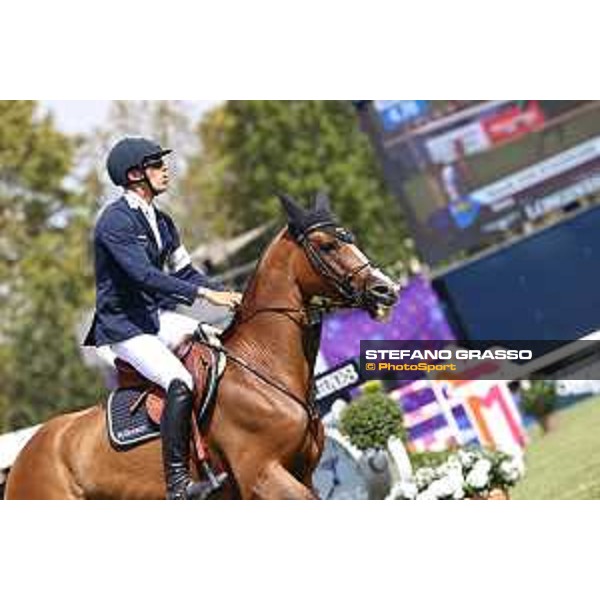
top-left (278, 192), bottom-right (399, 321)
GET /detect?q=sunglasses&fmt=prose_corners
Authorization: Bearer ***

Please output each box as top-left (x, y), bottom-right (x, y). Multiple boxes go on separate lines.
top-left (143, 158), bottom-right (166, 170)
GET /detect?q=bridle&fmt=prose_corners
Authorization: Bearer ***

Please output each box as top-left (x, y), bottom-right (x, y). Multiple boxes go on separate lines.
top-left (235, 221), bottom-right (375, 328)
top-left (295, 221), bottom-right (373, 309)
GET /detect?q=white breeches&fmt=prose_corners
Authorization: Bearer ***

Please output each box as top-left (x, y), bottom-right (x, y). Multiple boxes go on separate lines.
top-left (108, 311), bottom-right (200, 391)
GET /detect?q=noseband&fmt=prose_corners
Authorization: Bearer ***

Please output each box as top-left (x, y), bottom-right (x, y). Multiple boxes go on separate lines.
top-left (295, 222), bottom-right (372, 307)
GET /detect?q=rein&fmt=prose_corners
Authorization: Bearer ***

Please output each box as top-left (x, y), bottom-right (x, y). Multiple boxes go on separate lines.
top-left (195, 299), bottom-right (335, 446)
top-left (195, 336), bottom-right (321, 434)
top-left (236, 298), bottom-right (336, 329)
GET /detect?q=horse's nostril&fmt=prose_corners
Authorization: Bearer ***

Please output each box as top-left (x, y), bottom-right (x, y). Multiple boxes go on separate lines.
top-left (371, 283), bottom-right (395, 297)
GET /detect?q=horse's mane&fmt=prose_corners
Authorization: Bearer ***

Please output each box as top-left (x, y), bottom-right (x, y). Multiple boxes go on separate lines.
top-left (218, 223), bottom-right (322, 378)
top-left (218, 307), bottom-right (240, 343)
top-left (219, 227), bottom-right (287, 343)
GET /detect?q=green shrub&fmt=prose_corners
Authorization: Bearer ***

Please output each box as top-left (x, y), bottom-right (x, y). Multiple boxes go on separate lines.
top-left (521, 380), bottom-right (557, 420)
top-left (339, 382), bottom-right (405, 450)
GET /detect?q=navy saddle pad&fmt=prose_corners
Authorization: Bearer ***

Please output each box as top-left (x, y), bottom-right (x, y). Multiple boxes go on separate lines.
top-left (106, 388), bottom-right (161, 451)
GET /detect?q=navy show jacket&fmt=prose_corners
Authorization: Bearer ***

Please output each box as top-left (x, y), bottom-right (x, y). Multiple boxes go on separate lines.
top-left (83, 196), bottom-right (223, 347)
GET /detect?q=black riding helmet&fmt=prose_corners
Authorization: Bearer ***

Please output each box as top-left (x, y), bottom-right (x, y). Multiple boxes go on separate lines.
top-left (106, 137), bottom-right (172, 188)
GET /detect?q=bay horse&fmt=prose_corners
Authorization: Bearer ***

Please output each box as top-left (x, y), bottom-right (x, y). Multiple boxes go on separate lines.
top-left (5, 192), bottom-right (398, 499)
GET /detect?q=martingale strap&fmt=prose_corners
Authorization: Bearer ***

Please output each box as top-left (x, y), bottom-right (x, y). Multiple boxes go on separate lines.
top-left (195, 338), bottom-right (321, 443)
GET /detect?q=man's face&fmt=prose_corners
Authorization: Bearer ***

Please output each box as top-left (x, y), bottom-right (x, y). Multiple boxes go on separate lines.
top-left (144, 156), bottom-right (170, 194)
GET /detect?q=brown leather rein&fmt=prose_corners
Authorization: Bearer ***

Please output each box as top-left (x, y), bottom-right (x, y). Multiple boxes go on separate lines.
top-left (197, 333), bottom-right (320, 416)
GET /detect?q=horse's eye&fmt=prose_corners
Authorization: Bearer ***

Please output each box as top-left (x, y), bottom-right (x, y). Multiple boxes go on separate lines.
top-left (320, 242), bottom-right (337, 253)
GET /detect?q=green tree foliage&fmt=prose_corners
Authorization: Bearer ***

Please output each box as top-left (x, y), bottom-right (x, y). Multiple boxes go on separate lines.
top-left (0, 101), bottom-right (102, 431)
top-left (184, 101), bottom-right (415, 267)
top-left (0, 101), bottom-right (73, 283)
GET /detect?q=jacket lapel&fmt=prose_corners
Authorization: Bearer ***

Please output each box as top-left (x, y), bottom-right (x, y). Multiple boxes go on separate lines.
top-left (121, 196), bottom-right (158, 250)
top-left (156, 212), bottom-right (171, 253)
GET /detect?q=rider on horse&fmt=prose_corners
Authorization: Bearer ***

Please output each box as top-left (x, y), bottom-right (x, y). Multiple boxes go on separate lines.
top-left (84, 137), bottom-right (241, 499)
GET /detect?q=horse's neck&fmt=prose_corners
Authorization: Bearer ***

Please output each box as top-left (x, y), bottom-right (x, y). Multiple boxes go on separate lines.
top-left (227, 235), bottom-right (318, 398)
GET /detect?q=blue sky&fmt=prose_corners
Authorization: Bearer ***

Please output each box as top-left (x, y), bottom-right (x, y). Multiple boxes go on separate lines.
top-left (41, 100), bottom-right (220, 134)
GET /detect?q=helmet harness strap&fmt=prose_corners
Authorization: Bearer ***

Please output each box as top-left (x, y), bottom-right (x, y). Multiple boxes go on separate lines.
top-left (126, 160), bottom-right (159, 197)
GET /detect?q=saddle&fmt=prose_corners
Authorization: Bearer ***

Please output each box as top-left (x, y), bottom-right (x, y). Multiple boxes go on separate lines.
top-left (106, 325), bottom-right (226, 452)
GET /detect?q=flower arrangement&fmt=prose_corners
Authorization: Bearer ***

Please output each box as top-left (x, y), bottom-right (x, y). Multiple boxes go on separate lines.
top-left (387, 447), bottom-right (525, 500)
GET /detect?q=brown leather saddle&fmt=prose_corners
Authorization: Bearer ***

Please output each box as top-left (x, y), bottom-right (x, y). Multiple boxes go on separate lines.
top-left (111, 334), bottom-right (222, 459)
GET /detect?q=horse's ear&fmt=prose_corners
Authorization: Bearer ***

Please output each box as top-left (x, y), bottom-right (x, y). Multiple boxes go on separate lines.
top-left (314, 190), bottom-right (331, 213)
top-left (278, 193), bottom-right (307, 226)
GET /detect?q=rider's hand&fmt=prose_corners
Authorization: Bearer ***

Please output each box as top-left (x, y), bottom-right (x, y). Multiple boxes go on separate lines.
top-left (200, 289), bottom-right (242, 309)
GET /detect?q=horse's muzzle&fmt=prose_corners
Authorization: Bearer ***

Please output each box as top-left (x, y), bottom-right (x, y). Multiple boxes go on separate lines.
top-left (365, 274), bottom-right (399, 322)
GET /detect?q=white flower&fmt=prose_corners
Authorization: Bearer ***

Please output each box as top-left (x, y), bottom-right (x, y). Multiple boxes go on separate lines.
top-left (472, 458), bottom-right (492, 474)
top-left (512, 454), bottom-right (526, 476)
top-left (458, 449), bottom-right (478, 469)
top-left (429, 476), bottom-right (459, 499)
top-left (415, 467), bottom-right (435, 491)
top-left (499, 456), bottom-right (525, 484)
top-left (452, 487), bottom-right (465, 500)
top-left (416, 489), bottom-right (439, 500)
top-left (465, 456), bottom-right (493, 490)
top-left (447, 467), bottom-right (465, 488)
top-left (435, 458), bottom-right (461, 478)
top-left (388, 480), bottom-right (418, 500)
top-left (466, 468), bottom-right (490, 490)
top-left (434, 464), bottom-right (447, 478)
top-left (446, 456), bottom-right (462, 472)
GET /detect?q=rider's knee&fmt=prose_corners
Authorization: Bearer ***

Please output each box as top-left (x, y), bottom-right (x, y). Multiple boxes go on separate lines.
top-left (166, 375), bottom-right (194, 397)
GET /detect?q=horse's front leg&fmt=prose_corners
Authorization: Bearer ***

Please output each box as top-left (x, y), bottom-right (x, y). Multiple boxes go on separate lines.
top-left (251, 462), bottom-right (317, 499)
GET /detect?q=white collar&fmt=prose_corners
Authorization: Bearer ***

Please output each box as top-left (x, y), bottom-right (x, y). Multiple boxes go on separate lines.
top-left (124, 190), bottom-right (155, 212)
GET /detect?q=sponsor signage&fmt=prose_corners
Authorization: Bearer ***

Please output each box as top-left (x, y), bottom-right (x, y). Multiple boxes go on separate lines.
top-left (470, 136), bottom-right (600, 207)
top-left (374, 100), bottom-right (429, 132)
top-left (482, 101), bottom-right (545, 144)
top-left (363, 99), bottom-right (600, 266)
top-left (315, 359), bottom-right (363, 403)
top-left (425, 121), bottom-right (491, 164)
top-left (523, 174), bottom-right (600, 220)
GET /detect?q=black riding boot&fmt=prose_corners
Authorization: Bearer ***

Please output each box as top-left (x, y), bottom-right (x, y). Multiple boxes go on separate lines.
top-left (161, 379), bottom-right (225, 500)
